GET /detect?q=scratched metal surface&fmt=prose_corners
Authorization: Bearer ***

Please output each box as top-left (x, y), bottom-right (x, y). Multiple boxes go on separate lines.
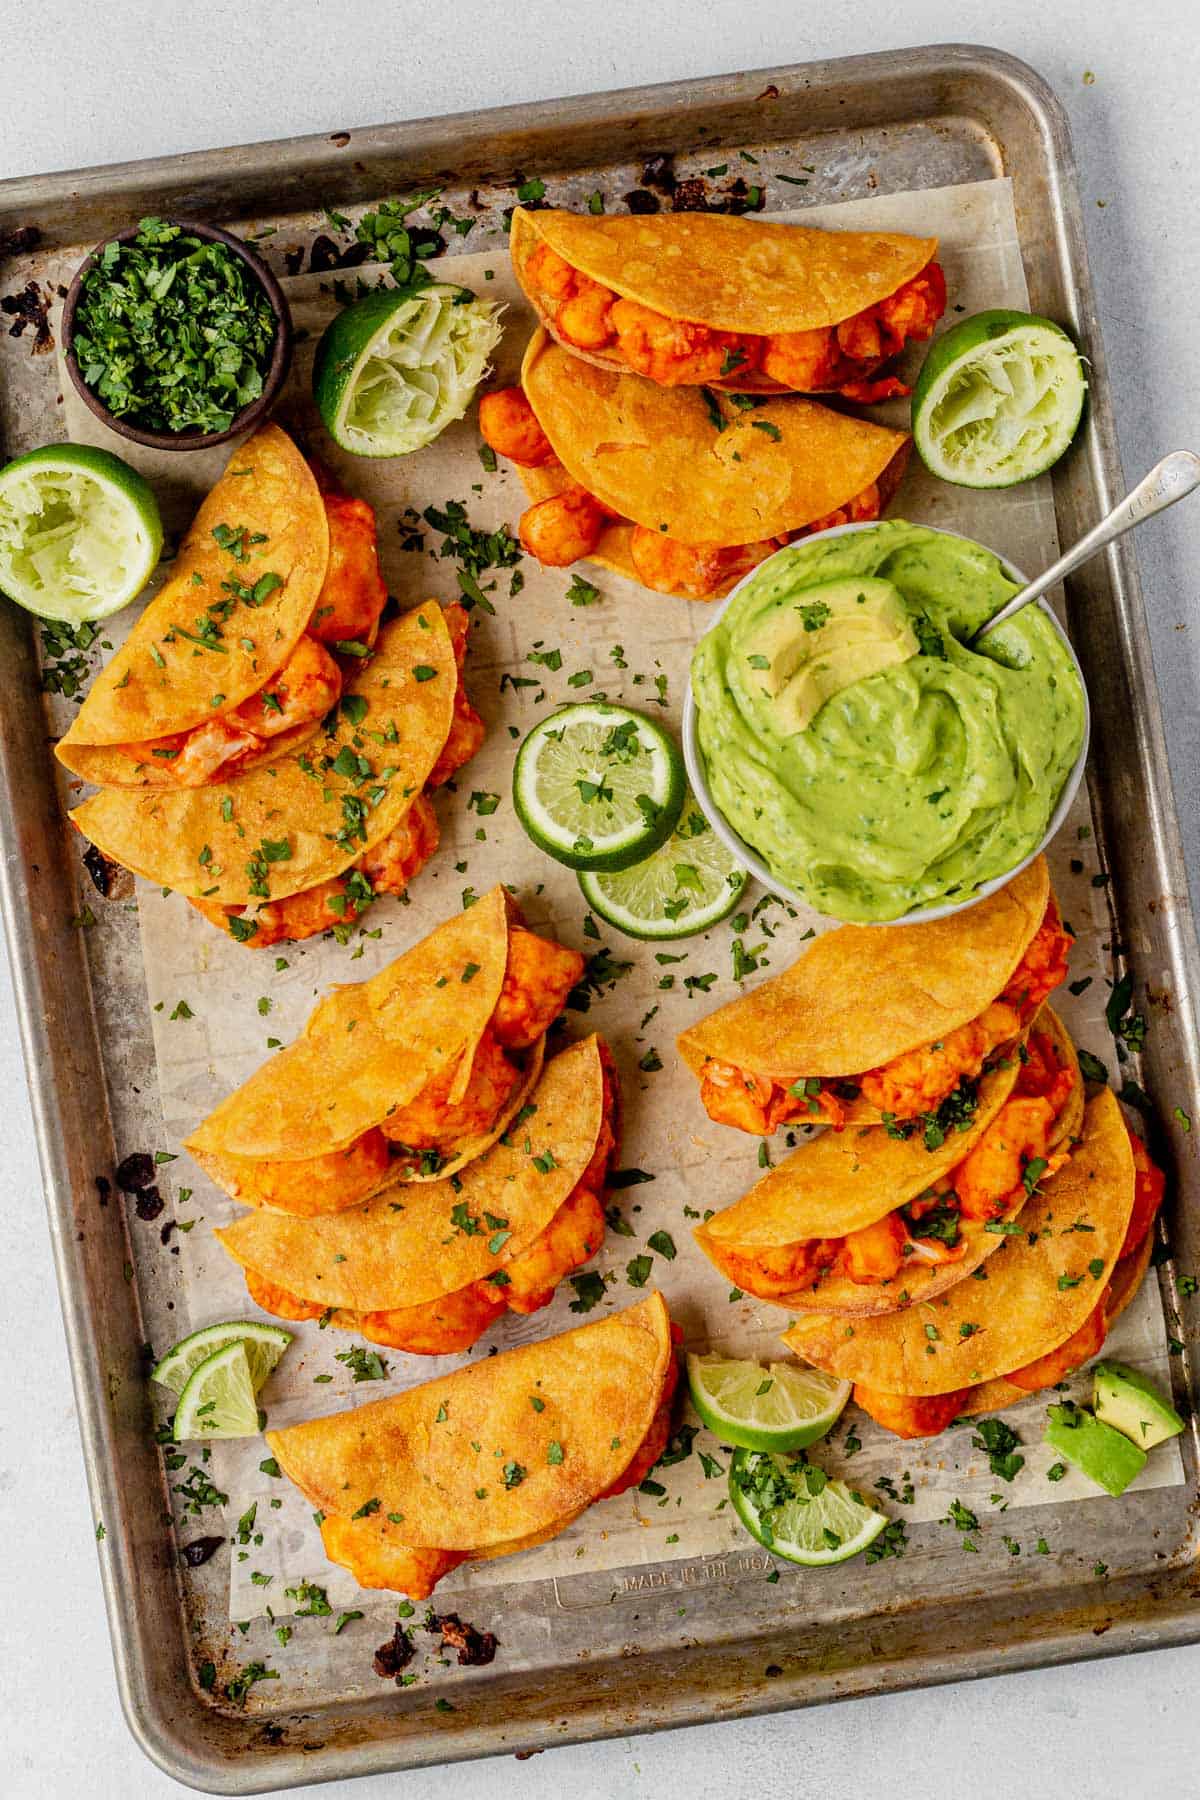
top-left (0, 46), bottom-right (1197, 1794)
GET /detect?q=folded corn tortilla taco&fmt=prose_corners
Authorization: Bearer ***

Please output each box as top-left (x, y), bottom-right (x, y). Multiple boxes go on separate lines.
top-left (510, 208), bottom-right (944, 397)
top-left (56, 426), bottom-right (391, 788)
top-left (678, 857), bottom-right (1070, 1135)
top-left (265, 1291), bottom-right (677, 1598)
top-left (215, 1035), bottom-right (615, 1354)
top-left (510, 332), bottom-right (910, 600)
top-left (70, 600), bottom-right (482, 947)
top-left (697, 1006), bottom-right (1082, 1316)
top-left (186, 885), bottom-right (586, 1201)
top-left (782, 1089), bottom-right (1161, 1436)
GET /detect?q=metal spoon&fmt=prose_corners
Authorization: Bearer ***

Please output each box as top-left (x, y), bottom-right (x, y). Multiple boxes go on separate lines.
top-left (971, 450), bottom-right (1200, 644)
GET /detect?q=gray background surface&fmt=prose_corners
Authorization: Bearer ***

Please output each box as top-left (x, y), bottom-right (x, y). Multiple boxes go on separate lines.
top-left (1, 3), bottom-right (1197, 1795)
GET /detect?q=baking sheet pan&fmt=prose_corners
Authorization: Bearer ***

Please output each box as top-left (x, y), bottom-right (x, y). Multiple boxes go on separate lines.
top-left (1, 45), bottom-right (1198, 1792)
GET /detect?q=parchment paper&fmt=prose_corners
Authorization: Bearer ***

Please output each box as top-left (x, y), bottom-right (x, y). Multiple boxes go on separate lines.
top-left (58, 178), bottom-right (1183, 1631)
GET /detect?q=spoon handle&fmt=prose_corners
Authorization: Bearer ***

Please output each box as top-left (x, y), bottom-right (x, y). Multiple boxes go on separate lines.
top-left (972, 450), bottom-right (1200, 644)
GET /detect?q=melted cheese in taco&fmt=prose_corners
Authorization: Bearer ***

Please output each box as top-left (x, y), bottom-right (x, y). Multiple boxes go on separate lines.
top-left (72, 601), bottom-right (484, 947)
top-left (510, 208), bottom-right (946, 400)
top-left (678, 858), bottom-right (1071, 1136)
top-left (187, 886), bottom-right (585, 1206)
top-left (265, 1292), bottom-right (678, 1598)
top-left (217, 1036), bottom-right (617, 1358)
top-left (697, 1009), bottom-right (1082, 1314)
top-left (783, 1089), bottom-right (1166, 1439)
top-left (56, 429), bottom-right (392, 788)
top-left (477, 333), bottom-right (910, 600)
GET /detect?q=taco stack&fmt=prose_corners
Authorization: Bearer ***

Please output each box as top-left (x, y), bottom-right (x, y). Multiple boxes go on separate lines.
top-left (510, 208), bottom-right (946, 400)
top-left (70, 597), bottom-right (483, 946)
top-left (216, 1034), bottom-right (616, 1355)
top-left (783, 1089), bottom-right (1166, 1438)
top-left (678, 857), bottom-right (1071, 1136)
top-left (697, 1006), bottom-right (1082, 1314)
top-left (265, 1292), bottom-right (679, 1598)
top-left (188, 886), bottom-right (585, 1208)
top-left (57, 426), bottom-right (394, 789)
top-left (477, 332), bottom-right (910, 599)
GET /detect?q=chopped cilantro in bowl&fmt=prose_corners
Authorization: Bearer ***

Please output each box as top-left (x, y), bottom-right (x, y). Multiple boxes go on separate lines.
top-left (63, 216), bottom-right (291, 450)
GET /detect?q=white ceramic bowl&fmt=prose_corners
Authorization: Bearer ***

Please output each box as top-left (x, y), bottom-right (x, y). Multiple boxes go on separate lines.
top-left (682, 520), bottom-right (1091, 927)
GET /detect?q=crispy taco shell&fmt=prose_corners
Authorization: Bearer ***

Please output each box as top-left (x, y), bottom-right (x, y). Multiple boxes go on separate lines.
top-left (71, 602), bottom-right (455, 908)
top-left (187, 885), bottom-right (513, 1166)
top-left (320, 1506), bottom-right (587, 1591)
top-left (518, 331), bottom-right (909, 560)
top-left (511, 208), bottom-right (938, 389)
top-left (265, 1292), bottom-right (673, 1549)
top-left (783, 1088), bottom-right (1134, 1394)
top-left (678, 857), bottom-right (1050, 1090)
top-left (214, 1036), bottom-right (607, 1301)
top-left (56, 426), bottom-right (329, 784)
top-left (698, 1007), bottom-right (1082, 1316)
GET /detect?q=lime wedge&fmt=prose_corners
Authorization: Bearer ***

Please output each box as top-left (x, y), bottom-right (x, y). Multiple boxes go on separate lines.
top-left (313, 282), bottom-right (503, 457)
top-left (513, 703), bottom-right (685, 871)
top-left (0, 442), bottom-right (162, 623)
top-left (687, 1353), bottom-right (851, 1451)
top-left (729, 1449), bottom-right (888, 1566)
top-left (911, 309), bottom-right (1086, 488)
top-left (174, 1341), bottom-right (262, 1441)
top-left (578, 790), bottom-right (747, 940)
top-left (152, 1321), bottom-right (293, 1396)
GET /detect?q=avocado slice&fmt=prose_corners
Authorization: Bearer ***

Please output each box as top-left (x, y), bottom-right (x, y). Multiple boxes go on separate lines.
top-left (744, 575), bottom-right (919, 734)
top-left (1044, 1401), bottom-right (1147, 1496)
top-left (1093, 1360), bottom-right (1184, 1450)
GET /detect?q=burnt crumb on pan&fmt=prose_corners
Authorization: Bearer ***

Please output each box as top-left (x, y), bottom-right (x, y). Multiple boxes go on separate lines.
top-left (307, 235), bottom-right (373, 274)
top-left (755, 84), bottom-right (781, 101)
top-left (116, 1151), bottom-right (155, 1193)
top-left (283, 246), bottom-right (305, 277)
top-left (674, 175), bottom-right (765, 216)
top-left (135, 1185), bottom-right (165, 1222)
top-left (640, 153), bottom-right (677, 197)
top-left (180, 1535), bottom-right (225, 1568)
top-left (425, 1611), bottom-right (499, 1667)
top-left (95, 1175), bottom-right (111, 1207)
top-left (0, 224), bottom-right (41, 261)
top-left (1, 279), bottom-right (54, 352)
top-left (258, 1724), bottom-right (285, 1747)
top-left (160, 1218), bottom-right (177, 1246)
top-left (330, 131), bottom-right (351, 148)
top-left (373, 1622), bottom-right (416, 1681)
top-left (83, 842), bottom-right (116, 897)
top-left (624, 190), bottom-right (660, 215)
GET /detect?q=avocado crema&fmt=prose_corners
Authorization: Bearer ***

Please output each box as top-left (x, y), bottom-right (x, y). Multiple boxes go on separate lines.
top-left (691, 520), bottom-right (1086, 922)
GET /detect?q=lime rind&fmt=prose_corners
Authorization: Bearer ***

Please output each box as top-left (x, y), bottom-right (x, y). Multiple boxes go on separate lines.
top-left (687, 1353), bottom-right (851, 1451)
top-left (0, 443), bottom-right (162, 623)
top-left (729, 1449), bottom-right (888, 1566)
top-left (578, 792), bottom-right (747, 940)
top-left (151, 1320), bottom-right (293, 1396)
top-left (513, 703), bottom-right (685, 871)
top-left (314, 283), bottom-right (503, 457)
top-left (174, 1341), bottom-right (261, 1442)
top-left (912, 310), bottom-right (1086, 489)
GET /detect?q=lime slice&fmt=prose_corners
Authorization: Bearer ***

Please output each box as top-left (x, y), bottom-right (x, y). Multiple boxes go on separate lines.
top-left (688, 1353), bottom-right (851, 1451)
top-left (513, 703), bottom-right (685, 871)
top-left (729, 1449), bottom-right (888, 1566)
top-left (578, 790), bottom-right (747, 940)
top-left (0, 443), bottom-right (162, 623)
top-left (174, 1341), bottom-right (262, 1441)
top-left (313, 282), bottom-right (503, 457)
top-left (152, 1321), bottom-right (293, 1396)
top-left (911, 309), bottom-right (1086, 488)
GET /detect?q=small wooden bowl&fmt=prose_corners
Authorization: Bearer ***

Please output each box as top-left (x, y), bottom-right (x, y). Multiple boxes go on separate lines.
top-left (61, 218), bottom-right (293, 453)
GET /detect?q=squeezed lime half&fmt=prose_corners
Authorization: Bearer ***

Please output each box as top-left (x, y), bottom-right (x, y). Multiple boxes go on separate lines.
top-left (0, 442), bottom-right (162, 622)
top-left (578, 790), bottom-right (747, 939)
top-left (912, 309), bottom-right (1086, 488)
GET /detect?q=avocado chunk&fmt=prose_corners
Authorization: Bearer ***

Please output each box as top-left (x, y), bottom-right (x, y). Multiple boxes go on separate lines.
top-left (1044, 1401), bottom-right (1147, 1496)
top-left (744, 575), bottom-right (919, 734)
top-left (1093, 1360), bottom-right (1184, 1450)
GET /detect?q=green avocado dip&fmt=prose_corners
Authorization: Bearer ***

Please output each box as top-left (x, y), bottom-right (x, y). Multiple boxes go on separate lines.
top-left (691, 521), bottom-right (1086, 923)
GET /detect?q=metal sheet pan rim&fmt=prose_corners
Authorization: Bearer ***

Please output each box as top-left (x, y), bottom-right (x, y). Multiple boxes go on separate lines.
top-left (2, 42), bottom-right (1198, 1791)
